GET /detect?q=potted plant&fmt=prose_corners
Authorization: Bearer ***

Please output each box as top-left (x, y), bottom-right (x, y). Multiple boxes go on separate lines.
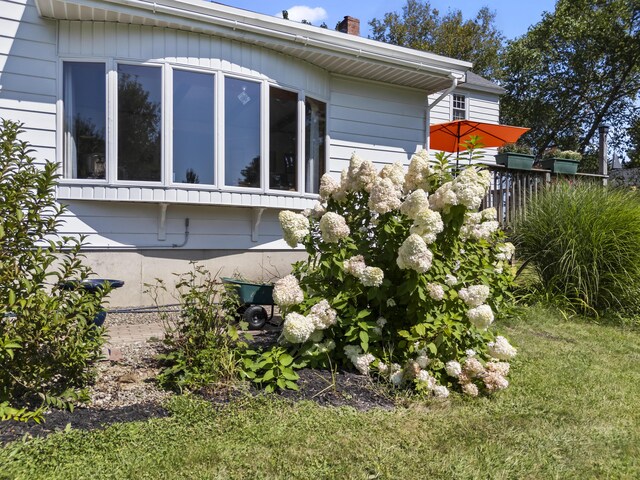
top-left (540, 149), bottom-right (582, 174)
top-left (495, 143), bottom-right (535, 170)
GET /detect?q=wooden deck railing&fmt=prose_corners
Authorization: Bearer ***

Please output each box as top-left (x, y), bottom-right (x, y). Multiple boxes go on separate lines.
top-left (479, 165), bottom-right (608, 227)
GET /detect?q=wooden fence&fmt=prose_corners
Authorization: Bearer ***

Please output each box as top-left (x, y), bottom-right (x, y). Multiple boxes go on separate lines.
top-left (480, 165), bottom-right (608, 227)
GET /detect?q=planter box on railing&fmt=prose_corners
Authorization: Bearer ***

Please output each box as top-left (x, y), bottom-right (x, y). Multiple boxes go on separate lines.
top-left (495, 153), bottom-right (535, 170)
top-left (539, 158), bottom-right (580, 175)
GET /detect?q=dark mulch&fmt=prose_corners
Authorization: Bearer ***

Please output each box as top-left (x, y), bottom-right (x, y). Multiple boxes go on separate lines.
top-left (277, 368), bottom-right (396, 411)
top-left (0, 402), bottom-right (168, 445)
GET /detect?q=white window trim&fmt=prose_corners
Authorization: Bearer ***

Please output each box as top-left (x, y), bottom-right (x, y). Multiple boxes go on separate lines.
top-left (57, 57), bottom-right (326, 199)
top-left (450, 92), bottom-right (468, 121)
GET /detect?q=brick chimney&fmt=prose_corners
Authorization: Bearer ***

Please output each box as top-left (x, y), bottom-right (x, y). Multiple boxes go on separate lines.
top-left (338, 16), bottom-right (360, 36)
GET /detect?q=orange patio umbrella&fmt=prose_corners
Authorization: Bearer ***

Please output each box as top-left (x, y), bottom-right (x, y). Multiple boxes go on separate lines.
top-left (429, 119), bottom-right (530, 153)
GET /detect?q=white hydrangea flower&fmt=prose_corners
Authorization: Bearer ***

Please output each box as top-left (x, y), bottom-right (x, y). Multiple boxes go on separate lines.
top-left (397, 234), bottom-right (433, 273)
top-left (368, 177), bottom-right (402, 214)
top-left (376, 317), bottom-right (387, 328)
top-left (387, 298), bottom-right (396, 307)
top-left (390, 370), bottom-right (404, 386)
top-left (307, 299), bottom-right (338, 330)
top-left (445, 360), bottom-right (462, 378)
top-left (345, 154), bottom-right (377, 192)
top-left (319, 174), bottom-right (340, 201)
top-left (360, 266), bottom-right (384, 287)
top-left (400, 189), bottom-right (430, 220)
top-left (319, 212), bottom-right (350, 243)
top-left (380, 162), bottom-right (406, 189)
top-left (444, 274), bottom-right (458, 286)
top-left (426, 282), bottom-right (445, 301)
top-left (429, 182), bottom-right (458, 212)
top-left (282, 313), bottom-right (315, 343)
top-left (377, 362), bottom-right (389, 374)
top-left (481, 207), bottom-right (497, 221)
top-left (279, 210), bottom-right (310, 248)
top-left (433, 385), bottom-right (450, 398)
top-left (458, 285), bottom-right (491, 308)
top-left (309, 202), bottom-right (326, 220)
top-left (404, 150), bottom-right (433, 192)
top-left (416, 354), bottom-right (431, 369)
top-left (483, 371), bottom-right (509, 392)
top-left (496, 242), bottom-right (516, 262)
top-left (273, 274), bottom-right (304, 307)
top-left (352, 353), bottom-right (376, 375)
top-left (331, 169), bottom-right (349, 203)
top-left (462, 382), bottom-right (479, 397)
top-left (344, 255), bottom-right (367, 277)
top-left (416, 370), bottom-right (436, 390)
top-left (463, 357), bottom-right (486, 377)
top-left (410, 209), bottom-right (444, 244)
top-left (344, 344), bottom-right (362, 360)
top-left (452, 168), bottom-right (491, 209)
top-left (465, 349), bottom-right (477, 358)
top-left (309, 330), bottom-right (324, 343)
top-left (486, 361), bottom-right (510, 376)
top-left (467, 304), bottom-right (495, 330)
top-left (487, 336), bottom-right (517, 360)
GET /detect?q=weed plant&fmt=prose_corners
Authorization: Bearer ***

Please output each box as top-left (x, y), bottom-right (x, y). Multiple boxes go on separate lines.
top-left (513, 182), bottom-right (640, 315)
top-left (147, 264), bottom-right (248, 392)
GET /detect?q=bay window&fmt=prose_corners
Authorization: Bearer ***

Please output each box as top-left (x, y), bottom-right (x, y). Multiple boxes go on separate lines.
top-left (62, 60), bottom-right (327, 195)
top-left (117, 64), bottom-right (162, 182)
top-left (63, 62), bottom-right (106, 179)
top-left (173, 70), bottom-right (215, 185)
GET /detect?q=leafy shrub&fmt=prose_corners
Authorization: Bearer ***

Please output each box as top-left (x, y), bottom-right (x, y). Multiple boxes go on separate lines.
top-left (498, 142), bottom-right (533, 155)
top-left (268, 151), bottom-right (517, 397)
top-left (555, 150), bottom-right (582, 160)
top-left (0, 119), bottom-right (107, 421)
top-left (513, 183), bottom-right (640, 314)
top-left (149, 264), bottom-right (248, 392)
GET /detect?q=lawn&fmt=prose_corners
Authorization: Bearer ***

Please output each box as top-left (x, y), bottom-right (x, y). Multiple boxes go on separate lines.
top-left (2, 307), bottom-right (639, 480)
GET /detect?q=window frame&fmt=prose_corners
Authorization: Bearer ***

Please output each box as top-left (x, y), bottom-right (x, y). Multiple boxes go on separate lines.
top-left (57, 57), bottom-right (327, 198)
top-left (451, 93), bottom-right (467, 121)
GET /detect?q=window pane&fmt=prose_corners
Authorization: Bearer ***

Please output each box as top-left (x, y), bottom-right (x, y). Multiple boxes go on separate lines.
top-left (269, 87), bottom-right (298, 191)
top-left (63, 62), bottom-right (106, 179)
top-left (173, 70), bottom-right (215, 185)
top-left (305, 97), bottom-right (326, 193)
top-left (225, 77), bottom-right (261, 188)
top-left (453, 94), bottom-right (466, 120)
top-left (118, 64), bottom-right (162, 181)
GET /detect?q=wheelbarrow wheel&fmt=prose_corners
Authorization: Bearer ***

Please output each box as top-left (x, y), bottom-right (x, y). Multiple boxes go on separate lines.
top-left (244, 305), bottom-right (268, 330)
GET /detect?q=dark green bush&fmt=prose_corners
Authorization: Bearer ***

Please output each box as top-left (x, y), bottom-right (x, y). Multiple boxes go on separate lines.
top-left (0, 119), bottom-right (107, 422)
top-left (149, 264), bottom-right (247, 392)
top-left (513, 182), bottom-right (640, 315)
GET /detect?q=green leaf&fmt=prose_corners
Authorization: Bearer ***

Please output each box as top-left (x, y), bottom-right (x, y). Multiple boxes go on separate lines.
top-left (359, 330), bottom-right (369, 344)
top-left (262, 370), bottom-right (275, 381)
top-left (279, 353), bottom-right (294, 366)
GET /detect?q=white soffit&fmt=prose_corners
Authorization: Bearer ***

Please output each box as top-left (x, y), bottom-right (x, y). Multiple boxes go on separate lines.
top-left (34, 0), bottom-right (470, 92)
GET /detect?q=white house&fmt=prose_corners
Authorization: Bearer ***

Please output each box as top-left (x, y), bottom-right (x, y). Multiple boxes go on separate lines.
top-left (0, 0), bottom-right (503, 306)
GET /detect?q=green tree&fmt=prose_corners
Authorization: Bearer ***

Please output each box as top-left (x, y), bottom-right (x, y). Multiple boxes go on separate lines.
top-left (369, 0), bottom-right (504, 80)
top-left (500, 0), bottom-right (640, 156)
top-left (626, 114), bottom-right (640, 166)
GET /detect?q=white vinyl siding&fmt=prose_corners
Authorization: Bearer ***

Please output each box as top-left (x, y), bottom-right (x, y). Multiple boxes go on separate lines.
top-left (0, 0), bottom-right (57, 162)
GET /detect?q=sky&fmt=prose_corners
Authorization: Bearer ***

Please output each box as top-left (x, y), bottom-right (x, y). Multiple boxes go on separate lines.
top-left (213, 1), bottom-right (557, 40)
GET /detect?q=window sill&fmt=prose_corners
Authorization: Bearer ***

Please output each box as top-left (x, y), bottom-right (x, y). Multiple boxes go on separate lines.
top-left (56, 183), bottom-right (320, 210)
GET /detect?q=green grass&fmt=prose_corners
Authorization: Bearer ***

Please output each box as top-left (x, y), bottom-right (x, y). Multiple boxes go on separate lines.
top-left (2, 307), bottom-right (640, 479)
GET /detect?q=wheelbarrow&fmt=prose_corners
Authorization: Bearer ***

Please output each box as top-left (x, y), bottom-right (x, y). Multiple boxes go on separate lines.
top-left (221, 277), bottom-right (275, 330)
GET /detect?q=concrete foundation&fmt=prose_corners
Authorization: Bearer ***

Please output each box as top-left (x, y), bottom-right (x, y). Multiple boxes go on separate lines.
top-left (80, 249), bottom-right (307, 307)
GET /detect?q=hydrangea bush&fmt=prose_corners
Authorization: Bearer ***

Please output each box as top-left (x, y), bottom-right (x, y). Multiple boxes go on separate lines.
top-left (274, 151), bottom-right (517, 397)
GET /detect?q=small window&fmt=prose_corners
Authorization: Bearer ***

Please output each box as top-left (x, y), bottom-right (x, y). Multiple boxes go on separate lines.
top-left (305, 97), bottom-right (326, 194)
top-left (117, 64), bottom-right (162, 182)
top-left (269, 87), bottom-right (298, 191)
top-left (63, 62), bottom-right (106, 179)
top-left (452, 94), bottom-right (466, 120)
top-left (225, 77), bottom-right (261, 188)
top-left (173, 70), bottom-right (215, 185)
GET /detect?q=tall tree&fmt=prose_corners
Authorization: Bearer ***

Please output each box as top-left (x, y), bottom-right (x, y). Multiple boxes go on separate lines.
top-left (500, 0), bottom-right (640, 155)
top-left (369, 0), bottom-right (504, 80)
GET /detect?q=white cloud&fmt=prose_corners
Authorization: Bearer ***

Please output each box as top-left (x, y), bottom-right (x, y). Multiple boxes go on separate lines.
top-left (275, 6), bottom-right (328, 24)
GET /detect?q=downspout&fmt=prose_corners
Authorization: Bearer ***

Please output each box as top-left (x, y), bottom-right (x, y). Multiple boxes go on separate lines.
top-left (424, 73), bottom-right (462, 152)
